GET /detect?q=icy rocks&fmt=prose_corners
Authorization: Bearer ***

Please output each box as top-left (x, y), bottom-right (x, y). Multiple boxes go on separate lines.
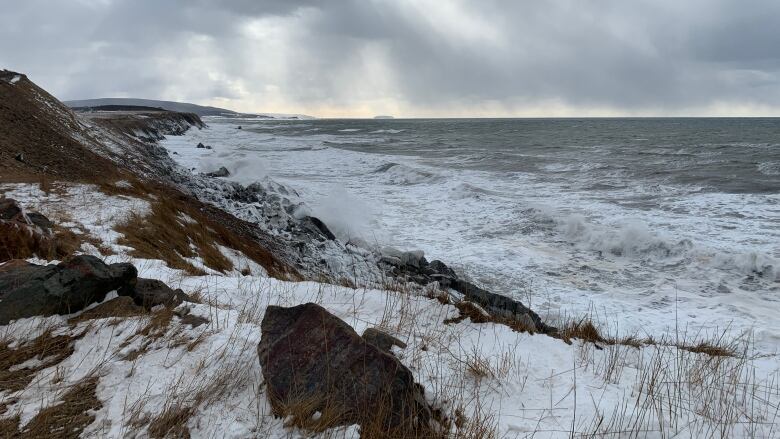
top-left (381, 251), bottom-right (556, 335)
top-left (196, 142), bottom-right (212, 149)
top-left (0, 255), bottom-right (137, 325)
top-left (121, 278), bottom-right (194, 309)
top-left (257, 303), bottom-right (433, 434)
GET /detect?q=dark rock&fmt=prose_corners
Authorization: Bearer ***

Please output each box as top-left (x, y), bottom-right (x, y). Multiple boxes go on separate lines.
top-left (196, 142), bottom-right (206, 149)
top-left (362, 328), bottom-right (407, 353)
top-left (387, 255), bottom-right (557, 335)
top-left (0, 198), bottom-right (23, 221)
top-left (303, 216), bottom-right (336, 241)
top-left (258, 303), bottom-right (433, 434)
top-left (0, 255), bottom-right (137, 325)
top-left (14, 153), bottom-right (24, 162)
top-left (26, 212), bottom-right (53, 233)
top-left (205, 166), bottom-right (230, 178)
top-left (122, 278), bottom-right (192, 309)
top-left (237, 125), bottom-right (242, 129)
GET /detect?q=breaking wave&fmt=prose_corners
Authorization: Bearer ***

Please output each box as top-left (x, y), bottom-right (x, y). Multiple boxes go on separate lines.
top-left (373, 162), bottom-right (440, 185)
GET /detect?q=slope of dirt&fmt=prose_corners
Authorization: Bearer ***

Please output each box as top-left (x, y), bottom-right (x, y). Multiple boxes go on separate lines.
top-left (0, 70), bottom-right (119, 183)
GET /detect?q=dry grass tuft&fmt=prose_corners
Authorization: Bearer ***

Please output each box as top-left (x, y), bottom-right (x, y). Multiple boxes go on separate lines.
top-left (14, 376), bottom-right (102, 439)
top-left (444, 301), bottom-right (538, 334)
top-left (107, 180), bottom-right (293, 279)
top-left (116, 201), bottom-right (227, 275)
top-left (0, 329), bottom-right (84, 393)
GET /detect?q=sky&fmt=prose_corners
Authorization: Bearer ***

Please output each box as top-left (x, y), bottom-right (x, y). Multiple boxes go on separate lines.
top-left (2, 0), bottom-right (780, 118)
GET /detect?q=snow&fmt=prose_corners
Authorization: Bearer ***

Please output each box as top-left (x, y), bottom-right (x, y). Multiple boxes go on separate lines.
top-left (10, 75), bottom-right (21, 84)
top-left (2, 183), bottom-right (779, 437)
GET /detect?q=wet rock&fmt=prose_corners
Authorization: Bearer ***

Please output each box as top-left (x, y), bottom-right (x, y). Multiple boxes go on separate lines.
top-left (362, 328), bottom-right (407, 353)
top-left (302, 216), bottom-right (336, 241)
top-left (0, 255), bottom-right (137, 325)
top-left (122, 278), bottom-right (193, 309)
top-left (258, 303), bottom-right (433, 434)
top-left (205, 166), bottom-right (230, 178)
top-left (196, 142), bottom-right (206, 148)
top-left (389, 255), bottom-right (557, 334)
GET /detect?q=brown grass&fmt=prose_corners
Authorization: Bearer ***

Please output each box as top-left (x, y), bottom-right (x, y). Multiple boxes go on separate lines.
top-left (112, 179), bottom-right (294, 279)
top-left (0, 222), bottom-right (55, 262)
top-left (0, 329), bottom-right (85, 393)
top-left (12, 377), bottom-right (102, 439)
top-left (558, 317), bottom-right (739, 357)
top-left (444, 301), bottom-right (538, 334)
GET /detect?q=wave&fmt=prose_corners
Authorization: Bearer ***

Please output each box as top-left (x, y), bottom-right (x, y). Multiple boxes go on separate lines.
top-left (338, 128), bottom-right (361, 132)
top-left (757, 161), bottom-right (780, 176)
top-left (532, 210), bottom-right (779, 281)
top-left (372, 162), bottom-right (440, 185)
top-left (560, 214), bottom-right (694, 259)
top-left (370, 129), bottom-right (404, 134)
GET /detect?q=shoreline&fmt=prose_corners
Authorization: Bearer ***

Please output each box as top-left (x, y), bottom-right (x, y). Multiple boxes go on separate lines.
top-left (2, 71), bottom-right (779, 438)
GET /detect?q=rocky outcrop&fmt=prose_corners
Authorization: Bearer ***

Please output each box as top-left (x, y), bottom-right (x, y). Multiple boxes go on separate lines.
top-left (257, 303), bottom-right (434, 435)
top-left (379, 248), bottom-right (556, 334)
top-left (0, 255), bottom-right (137, 324)
top-left (122, 278), bottom-right (194, 309)
top-left (0, 198), bottom-right (56, 262)
top-left (0, 255), bottom-right (199, 324)
top-left (205, 166), bottom-right (229, 178)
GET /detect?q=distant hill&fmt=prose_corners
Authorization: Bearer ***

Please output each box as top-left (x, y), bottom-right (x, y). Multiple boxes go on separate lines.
top-left (64, 98), bottom-right (315, 119)
top-left (374, 115), bottom-right (395, 119)
top-left (64, 98), bottom-right (241, 117)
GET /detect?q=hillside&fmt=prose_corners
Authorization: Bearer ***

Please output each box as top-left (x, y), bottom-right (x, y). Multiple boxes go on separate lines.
top-left (65, 98), bottom-right (241, 117)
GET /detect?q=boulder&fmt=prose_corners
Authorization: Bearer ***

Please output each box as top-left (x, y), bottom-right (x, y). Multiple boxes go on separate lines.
top-left (122, 278), bottom-right (192, 309)
top-left (205, 166), bottom-right (230, 178)
top-left (196, 142), bottom-right (206, 149)
top-left (362, 328), bottom-right (407, 353)
top-left (0, 255), bottom-right (137, 325)
top-left (258, 303), bottom-right (433, 435)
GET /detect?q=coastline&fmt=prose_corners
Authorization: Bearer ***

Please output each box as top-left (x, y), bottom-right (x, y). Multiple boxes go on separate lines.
top-left (1, 71), bottom-right (779, 438)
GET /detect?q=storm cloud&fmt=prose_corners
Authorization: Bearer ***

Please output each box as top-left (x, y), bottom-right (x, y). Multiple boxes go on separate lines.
top-left (2, 0), bottom-right (780, 116)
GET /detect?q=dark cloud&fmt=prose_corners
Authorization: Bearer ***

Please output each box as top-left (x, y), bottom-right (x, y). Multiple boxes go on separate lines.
top-left (1, 0), bottom-right (779, 115)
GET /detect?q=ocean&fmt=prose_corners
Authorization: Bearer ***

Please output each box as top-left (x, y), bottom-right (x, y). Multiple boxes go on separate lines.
top-left (165, 117), bottom-right (780, 348)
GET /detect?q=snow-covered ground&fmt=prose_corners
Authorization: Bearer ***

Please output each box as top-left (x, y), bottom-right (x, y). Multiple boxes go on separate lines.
top-left (2, 181), bottom-right (780, 437)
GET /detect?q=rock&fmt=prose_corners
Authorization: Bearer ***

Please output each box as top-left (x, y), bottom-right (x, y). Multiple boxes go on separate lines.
top-left (399, 250), bottom-right (426, 268)
top-left (258, 303), bottom-right (433, 435)
top-left (362, 328), bottom-right (407, 353)
top-left (26, 212), bottom-right (53, 233)
top-left (196, 142), bottom-right (206, 149)
top-left (302, 216), bottom-right (336, 241)
top-left (14, 153), bottom-right (24, 162)
top-left (0, 255), bottom-right (137, 325)
top-left (122, 278), bottom-right (192, 309)
top-left (205, 166), bottom-right (230, 178)
top-left (237, 125), bottom-right (242, 129)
